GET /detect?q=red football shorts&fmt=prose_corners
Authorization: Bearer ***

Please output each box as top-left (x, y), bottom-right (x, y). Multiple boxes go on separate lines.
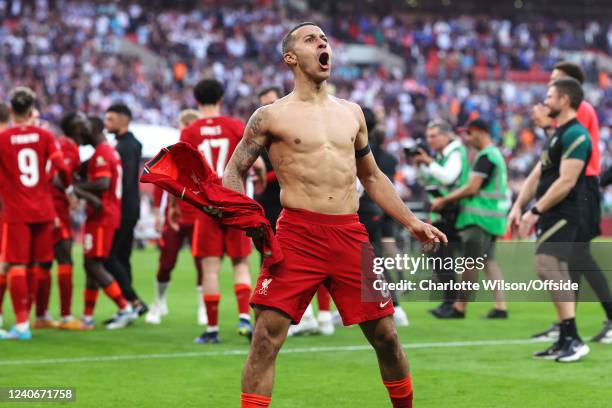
top-left (83, 224), bottom-right (116, 260)
top-left (53, 216), bottom-right (72, 243)
top-left (159, 223), bottom-right (197, 269)
top-left (191, 215), bottom-right (252, 258)
top-left (251, 208), bottom-right (394, 326)
top-left (1, 221), bottom-right (54, 264)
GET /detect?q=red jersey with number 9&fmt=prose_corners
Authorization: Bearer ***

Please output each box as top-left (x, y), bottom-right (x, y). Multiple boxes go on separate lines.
top-left (87, 142), bottom-right (122, 229)
top-left (0, 125), bottom-right (63, 223)
top-left (179, 116), bottom-right (245, 221)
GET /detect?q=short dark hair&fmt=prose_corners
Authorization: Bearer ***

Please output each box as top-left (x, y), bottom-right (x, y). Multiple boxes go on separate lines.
top-left (552, 78), bottom-right (584, 111)
top-left (193, 79), bottom-right (224, 106)
top-left (282, 22), bottom-right (318, 54)
top-left (106, 103), bottom-right (132, 120)
top-left (60, 112), bottom-right (79, 136)
top-left (554, 61), bottom-right (585, 85)
top-left (10, 86), bottom-right (36, 116)
top-left (88, 115), bottom-right (105, 136)
top-left (257, 86), bottom-right (283, 99)
top-left (361, 106), bottom-right (377, 133)
top-left (0, 102), bottom-right (9, 123)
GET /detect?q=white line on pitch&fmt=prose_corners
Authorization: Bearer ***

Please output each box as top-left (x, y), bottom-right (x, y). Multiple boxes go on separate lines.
top-left (0, 339), bottom-right (536, 367)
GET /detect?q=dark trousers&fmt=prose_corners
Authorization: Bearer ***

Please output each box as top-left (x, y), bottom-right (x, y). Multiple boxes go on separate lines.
top-left (431, 219), bottom-right (462, 304)
top-left (569, 242), bottom-right (612, 320)
top-left (359, 210), bottom-right (400, 306)
top-left (104, 218), bottom-right (139, 302)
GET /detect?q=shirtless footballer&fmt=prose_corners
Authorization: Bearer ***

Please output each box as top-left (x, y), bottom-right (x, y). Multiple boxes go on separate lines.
top-left (223, 22), bottom-right (447, 408)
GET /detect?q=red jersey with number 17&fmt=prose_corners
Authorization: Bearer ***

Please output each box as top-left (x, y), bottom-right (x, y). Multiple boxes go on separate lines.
top-left (87, 142), bottom-right (122, 229)
top-left (0, 125), bottom-right (63, 223)
top-left (179, 116), bottom-right (245, 220)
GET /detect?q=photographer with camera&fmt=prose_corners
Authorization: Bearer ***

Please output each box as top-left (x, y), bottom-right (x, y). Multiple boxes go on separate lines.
top-left (413, 120), bottom-right (469, 316)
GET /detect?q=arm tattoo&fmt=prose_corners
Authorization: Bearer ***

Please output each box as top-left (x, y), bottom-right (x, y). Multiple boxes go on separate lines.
top-left (222, 110), bottom-right (267, 193)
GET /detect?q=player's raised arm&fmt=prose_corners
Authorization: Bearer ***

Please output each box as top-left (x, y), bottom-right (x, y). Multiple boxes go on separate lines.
top-left (222, 106), bottom-right (270, 194)
top-left (353, 105), bottom-right (447, 244)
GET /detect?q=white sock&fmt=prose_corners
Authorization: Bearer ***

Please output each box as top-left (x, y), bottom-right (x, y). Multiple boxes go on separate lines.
top-left (83, 315), bottom-right (94, 323)
top-left (207, 325), bottom-right (219, 333)
top-left (318, 311), bottom-right (331, 321)
top-left (61, 315), bottom-right (73, 323)
top-left (157, 281), bottom-right (169, 303)
top-left (121, 304), bottom-right (133, 313)
top-left (239, 313), bottom-right (250, 321)
top-left (197, 286), bottom-right (204, 307)
top-left (303, 304), bottom-right (314, 319)
top-left (16, 322), bottom-right (30, 332)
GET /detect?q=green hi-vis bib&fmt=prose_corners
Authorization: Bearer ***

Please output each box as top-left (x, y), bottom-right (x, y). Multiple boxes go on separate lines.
top-left (456, 144), bottom-right (509, 236)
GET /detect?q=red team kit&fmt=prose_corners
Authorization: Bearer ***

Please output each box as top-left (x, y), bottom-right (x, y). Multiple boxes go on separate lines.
top-left (0, 124), bottom-right (70, 328)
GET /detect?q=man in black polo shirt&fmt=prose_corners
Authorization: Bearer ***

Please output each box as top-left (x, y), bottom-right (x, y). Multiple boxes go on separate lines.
top-left (509, 78), bottom-right (591, 362)
top-left (104, 103), bottom-right (147, 317)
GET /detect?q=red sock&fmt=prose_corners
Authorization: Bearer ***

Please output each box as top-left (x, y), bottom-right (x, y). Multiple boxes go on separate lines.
top-left (26, 266), bottom-right (38, 312)
top-left (0, 273), bottom-right (6, 315)
top-left (102, 281), bottom-right (128, 309)
top-left (234, 284), bottom-right (251, 316)
top-left (317, 286), bottom-right (331, 312)
top-left (8, 267), bottom-right (29, 324)
top-left (241, 393), bottom-right (271, 407)
top-left (204, 293), bottom-right (220, 327)
top-left (83, 288), bottom-right (99, 316)
top-left (57, 264), bottom-right (73, 317)
top-left (35, 266), bottom-right (51, 318)
top-left (384, 375), bottom-right (413, 408)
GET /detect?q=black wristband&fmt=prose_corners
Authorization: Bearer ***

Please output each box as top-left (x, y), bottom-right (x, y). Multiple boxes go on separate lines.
top-left (530, 206), bottom-right (542, 216)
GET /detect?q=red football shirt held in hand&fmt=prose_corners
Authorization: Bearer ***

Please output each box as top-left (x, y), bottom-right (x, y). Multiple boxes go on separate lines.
top-left (140, 142), bottom-right (282, 267)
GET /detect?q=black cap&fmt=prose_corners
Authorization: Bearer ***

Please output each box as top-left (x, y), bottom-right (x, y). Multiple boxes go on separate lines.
top-left (463, 118), bottom-right (490, 134)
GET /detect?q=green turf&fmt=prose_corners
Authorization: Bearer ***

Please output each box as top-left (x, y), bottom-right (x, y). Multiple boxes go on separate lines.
top-left (1, 247), bottom-right (611, 407)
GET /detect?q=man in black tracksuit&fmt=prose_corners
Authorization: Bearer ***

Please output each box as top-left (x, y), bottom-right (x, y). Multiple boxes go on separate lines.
top-left (104, 103), bottom-right (147, 317)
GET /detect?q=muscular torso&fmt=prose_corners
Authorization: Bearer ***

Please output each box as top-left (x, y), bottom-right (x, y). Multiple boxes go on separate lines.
top-left (265, 96), bottom-right (361, 214)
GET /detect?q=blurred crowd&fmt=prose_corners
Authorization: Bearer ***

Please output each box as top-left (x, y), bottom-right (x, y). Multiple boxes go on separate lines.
top-left (1, 0), bottom-right (611, 207)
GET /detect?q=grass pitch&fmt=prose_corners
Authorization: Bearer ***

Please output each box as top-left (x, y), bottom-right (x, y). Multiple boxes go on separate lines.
top-left (1, 246), bottom-right (611, 407)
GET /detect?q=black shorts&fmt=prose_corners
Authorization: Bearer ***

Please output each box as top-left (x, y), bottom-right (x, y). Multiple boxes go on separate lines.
top-left (358, 210), bottom-right (382, 246)
top-left (459, 225), bottom-right (497, 260)
top-left (576, 176), bottom-right (601, 242)
top-left (535, 216), bottom-right (579, 261)
top-left (380, 214), bottom-right (396, 238)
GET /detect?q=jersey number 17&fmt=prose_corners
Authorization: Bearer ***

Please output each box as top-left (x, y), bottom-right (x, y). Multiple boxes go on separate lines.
top-left (199, 138), bottom-right (229, 176)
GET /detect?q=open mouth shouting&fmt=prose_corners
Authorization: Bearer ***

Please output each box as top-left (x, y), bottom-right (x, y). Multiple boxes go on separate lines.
top-left (318, 52), bottom-right (330, 70)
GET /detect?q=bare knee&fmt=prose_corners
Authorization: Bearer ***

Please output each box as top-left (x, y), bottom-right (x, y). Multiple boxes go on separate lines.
top-left (536, 254), bottom-right (557, 280)
top-left (372, 325), bottom-right (402, 355)
top-left (252, 325), bottom-right (284, 360)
